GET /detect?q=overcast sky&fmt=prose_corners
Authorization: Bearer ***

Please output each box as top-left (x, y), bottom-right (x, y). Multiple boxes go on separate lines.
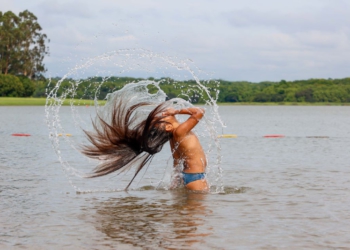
top-left (2, 0), bottom-right (350, 81)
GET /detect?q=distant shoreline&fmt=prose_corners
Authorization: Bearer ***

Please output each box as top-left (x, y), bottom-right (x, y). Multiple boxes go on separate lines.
top-left (217, 102), bottom-right (350, 106)
top-left (0, 97), bottom-right (105, 106)
top-left (1, 97), bottom-right (349, 106)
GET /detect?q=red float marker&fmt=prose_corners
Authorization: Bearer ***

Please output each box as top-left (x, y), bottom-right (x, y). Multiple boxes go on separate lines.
top-left (263, 134), bottom-right (285, 138)
top-left (11, 133), bottom-right (31, 137)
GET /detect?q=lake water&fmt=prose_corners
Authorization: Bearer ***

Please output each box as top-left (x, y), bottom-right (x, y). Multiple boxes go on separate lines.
top-left (1, 105), bottom-right (350, 249)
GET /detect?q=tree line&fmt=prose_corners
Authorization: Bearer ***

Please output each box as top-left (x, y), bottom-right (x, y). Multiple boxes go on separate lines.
top-left (2, 75), bottom-right (347, 104)
top-left (216, 78), bottom-right (350, 103)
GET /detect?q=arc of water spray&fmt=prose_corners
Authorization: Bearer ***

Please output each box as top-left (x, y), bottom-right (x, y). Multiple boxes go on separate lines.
top-left (45, 48), bottom-right (225, 193)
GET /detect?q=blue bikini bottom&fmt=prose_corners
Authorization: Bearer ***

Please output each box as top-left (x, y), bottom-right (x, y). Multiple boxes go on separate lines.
top-left (182, 172), bottom-right (206, 185)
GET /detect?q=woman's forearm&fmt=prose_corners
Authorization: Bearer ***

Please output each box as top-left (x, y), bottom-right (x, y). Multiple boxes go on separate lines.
top-left (176, 107), bottom-right (205, 119)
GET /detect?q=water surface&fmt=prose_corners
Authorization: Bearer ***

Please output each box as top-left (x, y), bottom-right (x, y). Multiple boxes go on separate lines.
top-left (1, 106), bottom-right (350, 249)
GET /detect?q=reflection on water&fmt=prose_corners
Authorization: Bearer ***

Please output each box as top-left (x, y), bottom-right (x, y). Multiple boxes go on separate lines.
top-left (221, 186), bottom-right (251, 194)
top-left (87, 191), bottom-right (212, 249)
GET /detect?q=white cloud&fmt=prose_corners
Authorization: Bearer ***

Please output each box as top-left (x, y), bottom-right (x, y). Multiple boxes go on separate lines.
top-left (1, 0), bottom-right (350, 81)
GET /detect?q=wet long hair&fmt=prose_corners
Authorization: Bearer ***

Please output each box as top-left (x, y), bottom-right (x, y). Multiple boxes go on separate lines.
top-left (81, 99), bottom-right (172, 190)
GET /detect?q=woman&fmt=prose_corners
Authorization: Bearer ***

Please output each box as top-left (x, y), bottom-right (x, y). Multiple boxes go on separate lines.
top-left (81, 97), bottom-right (208, 191)
top-left (161, 106), bottom-right (208, 191)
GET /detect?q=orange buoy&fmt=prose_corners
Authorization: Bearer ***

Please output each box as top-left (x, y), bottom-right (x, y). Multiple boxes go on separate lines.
top-left (57, 133), bottom-right (72, 137)
top-left (263, 134), bottom-right (285, 138)
top-left (11, 133), bottom-right (31, 137)
top-left (218, 134), bottom-right (237, 138)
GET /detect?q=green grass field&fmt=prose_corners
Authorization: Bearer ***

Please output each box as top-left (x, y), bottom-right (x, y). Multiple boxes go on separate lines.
top-left (218, 102), bottom-right (350, 106)
top-left (0, 97), bottom-right (106, 106)
top-left (0, 97), bottom-right (348, 106)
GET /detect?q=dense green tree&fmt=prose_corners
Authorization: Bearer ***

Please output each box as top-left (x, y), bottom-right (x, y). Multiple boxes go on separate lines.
top-left (32, 80), bottom-right (46, 97)
top-left (0, 74), bottom-right (24, 97)
top-left (0, 10), bottom-right (49, 79)
top-left (18, 76), bottom-right (35, 97)
top-left (295, 88), bottom-right (314, 102)
top-left (0, 11), bottom-right (19, 75)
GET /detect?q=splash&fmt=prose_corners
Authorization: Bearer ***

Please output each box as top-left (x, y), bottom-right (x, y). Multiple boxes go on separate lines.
top-left (45, 48), bottom-right (224, 193)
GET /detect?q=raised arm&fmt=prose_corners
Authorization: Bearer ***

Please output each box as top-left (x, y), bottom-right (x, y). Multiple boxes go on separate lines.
top-left (163, 107), bottom-right (204, 118)
top-left (178, 107), bottom-right (204, 119)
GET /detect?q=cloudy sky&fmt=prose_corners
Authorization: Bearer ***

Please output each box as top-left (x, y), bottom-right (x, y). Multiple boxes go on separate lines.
top-left (2, 0), bottom-right (350, 81)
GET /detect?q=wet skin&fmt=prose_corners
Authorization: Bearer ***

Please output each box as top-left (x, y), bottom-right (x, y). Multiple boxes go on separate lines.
top-left (162, 107), bottom-right (209, 191)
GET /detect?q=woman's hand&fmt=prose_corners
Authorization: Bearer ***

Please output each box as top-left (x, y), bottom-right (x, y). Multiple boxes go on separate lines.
top-left (162, 108), bottom-right (178, 117)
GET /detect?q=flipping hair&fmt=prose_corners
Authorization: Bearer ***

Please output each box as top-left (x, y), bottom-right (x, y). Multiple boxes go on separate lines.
top-left (81, 99), bottom-right (171, 190)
